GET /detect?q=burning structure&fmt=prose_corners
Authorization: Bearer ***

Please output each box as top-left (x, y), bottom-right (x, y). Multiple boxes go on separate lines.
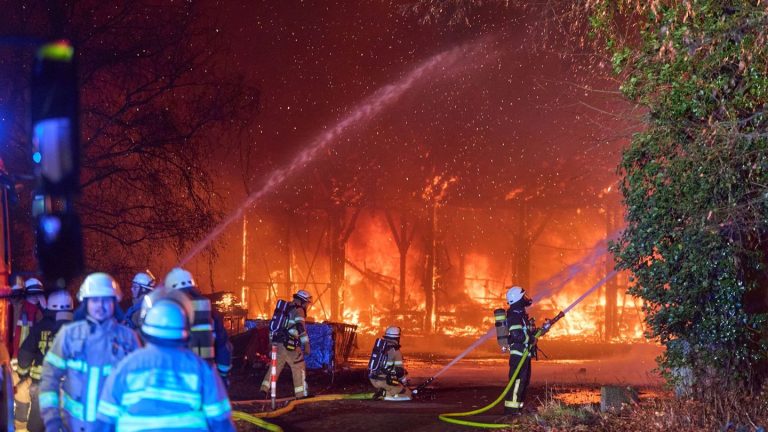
top-left (232, 193), bottom-right (644, 343)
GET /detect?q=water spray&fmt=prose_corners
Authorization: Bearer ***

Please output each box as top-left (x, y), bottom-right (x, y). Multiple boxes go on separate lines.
top-left (178, 38), bottom-right (493, 266)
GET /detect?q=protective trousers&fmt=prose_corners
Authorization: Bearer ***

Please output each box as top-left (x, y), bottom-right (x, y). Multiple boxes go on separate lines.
top-left (14, 377), bottom-right (31, 429)
top-left (27, 382), bottom-right (44, 432)
top-left (259, 344), bottom-right (307, 398)
top-left (504, 352), bottom-right (531, 413)
top-left (369, 378), bottom-right (411, 398)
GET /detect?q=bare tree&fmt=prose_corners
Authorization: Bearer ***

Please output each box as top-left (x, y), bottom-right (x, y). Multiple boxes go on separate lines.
top-left (0, 1), bottom-right (259, 277)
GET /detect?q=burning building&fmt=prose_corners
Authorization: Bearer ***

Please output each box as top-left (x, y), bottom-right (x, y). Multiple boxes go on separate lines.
top-left (232, 196), bottom-right (645, 343)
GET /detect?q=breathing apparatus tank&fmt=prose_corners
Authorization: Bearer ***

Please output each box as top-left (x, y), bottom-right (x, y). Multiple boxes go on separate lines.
top-left (494, 308), bottom-right (508, 347)
top-left (367, 338), bottom-right (389, 378)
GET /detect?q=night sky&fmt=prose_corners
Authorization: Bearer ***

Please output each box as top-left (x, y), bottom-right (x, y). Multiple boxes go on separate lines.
top-left (205, 0), bottom-right (630, 206)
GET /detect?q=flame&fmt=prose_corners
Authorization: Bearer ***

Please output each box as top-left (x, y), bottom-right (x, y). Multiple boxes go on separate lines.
top-left (240, 206), bottom-right (645, 343)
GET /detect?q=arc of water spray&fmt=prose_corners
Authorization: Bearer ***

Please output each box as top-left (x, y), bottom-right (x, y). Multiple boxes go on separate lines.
top-left (179, 39), bottom-right (493, 266)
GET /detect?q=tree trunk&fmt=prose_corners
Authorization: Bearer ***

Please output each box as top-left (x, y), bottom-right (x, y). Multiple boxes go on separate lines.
top-left (328, 212), bottom-right (344, 321)
top-left (422, 205), bottom-right (436, 333)
top-left (283, 214), bottom-right (293, 299)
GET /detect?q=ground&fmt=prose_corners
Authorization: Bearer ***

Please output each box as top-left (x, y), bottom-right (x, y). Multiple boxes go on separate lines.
top-left (229, 343), bottom-right (665, 431)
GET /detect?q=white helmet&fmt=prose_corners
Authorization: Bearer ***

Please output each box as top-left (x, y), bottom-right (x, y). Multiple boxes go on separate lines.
top-left (294, 289), bottom-right (312, 304)
top-left (140, 288), bottom-right (194, 325)
top-left (142, 298), bottom-right (190, 342)
top-left (384, 326), bottom-right (401, 339)
top-left (164, 267), bottom-right (196, 290)
top-left (132, 271), bottom-right (156, 291)
top-left (506, 286), bottom-right (525, 305)
top-left (25, 278), bottom-right (45, 295)
top-left (78, 272), bottom-right (122, 301)
top-left (47, 290), bottom-right (73, 311)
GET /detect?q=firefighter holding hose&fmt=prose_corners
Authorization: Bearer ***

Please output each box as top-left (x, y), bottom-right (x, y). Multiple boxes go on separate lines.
top-left (368, 326), bottom-right (411, 401)
top-left (496, 286), bottom-right (535, 416)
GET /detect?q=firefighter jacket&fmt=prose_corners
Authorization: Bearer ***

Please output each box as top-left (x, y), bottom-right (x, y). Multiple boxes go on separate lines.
top-left (39, 316), bottom-right (140, 432)
top-left (17, 310), bottom-right (72, 382)
top-left (13, 301), bottom-right (43, 358)
top-left (506, 305), bottom-right (533, 357)
top-left (372, 342), bottom-right (407, 382)
top-left (96, 343), bottom-right (236, 432)
top-left (285, 303), bottom-right (310, 351)
top-left (183, 288), bottom-right (232, 377)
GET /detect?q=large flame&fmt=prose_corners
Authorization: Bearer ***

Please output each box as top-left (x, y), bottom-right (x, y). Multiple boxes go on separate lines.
top-left (242, 208), bottom-right (644, 342)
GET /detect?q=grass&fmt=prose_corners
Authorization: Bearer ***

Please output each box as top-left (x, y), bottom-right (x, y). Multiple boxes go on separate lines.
top-left (504, 385), bottom-right (768, 432)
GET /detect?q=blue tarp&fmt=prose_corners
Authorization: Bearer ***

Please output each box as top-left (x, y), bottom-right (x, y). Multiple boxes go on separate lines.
top-left (242, 319), bottom-right (334, 370)
top-left (305, 323), bottom-right (333, 369)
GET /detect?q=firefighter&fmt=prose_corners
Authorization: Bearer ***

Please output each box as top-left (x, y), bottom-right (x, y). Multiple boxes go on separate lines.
top-left (96, 289), bottom-right (235, 431)
top-left (258, 290), bottom-right (313, 399)
top-left (14, 278), bottom-right (46, 356)
top-left (502, 285), bottom-right (535, 416)
top-left (368, 326), bottom-right (411, 401)
top-left (122, 271), bottom-right (156, 330)
top-left (164, 267), bottom-right (232, 385)
top-left (16, 290), bottom-right (73, 432)
top-left (12, 278), bottom-right (46, 431)
top-left (39, 272), bottom-right (140, 432)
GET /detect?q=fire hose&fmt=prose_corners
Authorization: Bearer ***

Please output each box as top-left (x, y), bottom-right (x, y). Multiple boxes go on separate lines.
top-left (437, 314), bottom-right (563, 428)
top-left (232, 393), bottom-right (374, 431)
top-left (234, 271), bottom-right (617, 430)
top-left (438, 271), bottom-right (617, 429)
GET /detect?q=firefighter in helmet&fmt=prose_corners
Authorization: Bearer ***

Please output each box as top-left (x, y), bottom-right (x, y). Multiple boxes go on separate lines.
top-left (122, 270), bottom-right (157, 330)
top-left (96, 289), bottom-right (236, 431)
top-left (164, 267), bottom-right (232, 385)
top-left (16, 290), bottom-right (74, 432)
top-left (13, 278), bottom-right (46, 356)
top-left (259, 290), bottom-right (313, 399)
top-left (39, 272), bottom-right (140, 432)
top-left (368, 326), bottom-right (411, 401)
top-left (12, 278), bottom-right (46, 430)
top-left (501, 286), bottom-right (535, 416)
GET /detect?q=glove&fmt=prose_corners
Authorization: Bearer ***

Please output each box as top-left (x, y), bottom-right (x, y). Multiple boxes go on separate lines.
top-left (400, 376), bottom-right (409, 386)
top-left (45, 418), bottom-right (65, 432)
top-left (501, 345), bottom-right (509, 354)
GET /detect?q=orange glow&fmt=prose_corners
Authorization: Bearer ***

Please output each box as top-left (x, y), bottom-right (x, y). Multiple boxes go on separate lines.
top-left (241, 207), bottom-right (645, 343)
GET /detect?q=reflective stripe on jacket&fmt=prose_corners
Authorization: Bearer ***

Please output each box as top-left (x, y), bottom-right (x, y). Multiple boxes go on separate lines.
top-left (286, 305), bottom-right (310, 349)
top-left (372, 344), bottom-right (407, 380)
top-left (184, 289), bottom-right (232, 376)
top-left (17, 312), bottom-right (70, 382)
top-left (97, 343), bottom-right (235, 432)
top-left (507, 307), bottom-right (532, 357)
top-left (39, 317), bottom-right (140, 431)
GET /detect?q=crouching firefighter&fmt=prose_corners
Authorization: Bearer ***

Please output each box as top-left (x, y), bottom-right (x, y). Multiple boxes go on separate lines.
top-left (368, 326), bottom-right (412, 401)
top-left (259, 290), bottom-right (313, 399)
top-left (96, 288), bottom-right (235, 432)
top-left (496, 286), bottom-right (535, 416)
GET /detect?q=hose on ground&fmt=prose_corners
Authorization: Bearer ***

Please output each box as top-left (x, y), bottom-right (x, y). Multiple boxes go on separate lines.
top-left (438, 339), bottom-right (535, 428)
top-left (233, 392), bottom-right (374, 431)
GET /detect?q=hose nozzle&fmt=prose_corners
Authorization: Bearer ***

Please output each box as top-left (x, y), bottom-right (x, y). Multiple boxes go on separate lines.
top-left (539, 311), bottom-right (565, 336)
